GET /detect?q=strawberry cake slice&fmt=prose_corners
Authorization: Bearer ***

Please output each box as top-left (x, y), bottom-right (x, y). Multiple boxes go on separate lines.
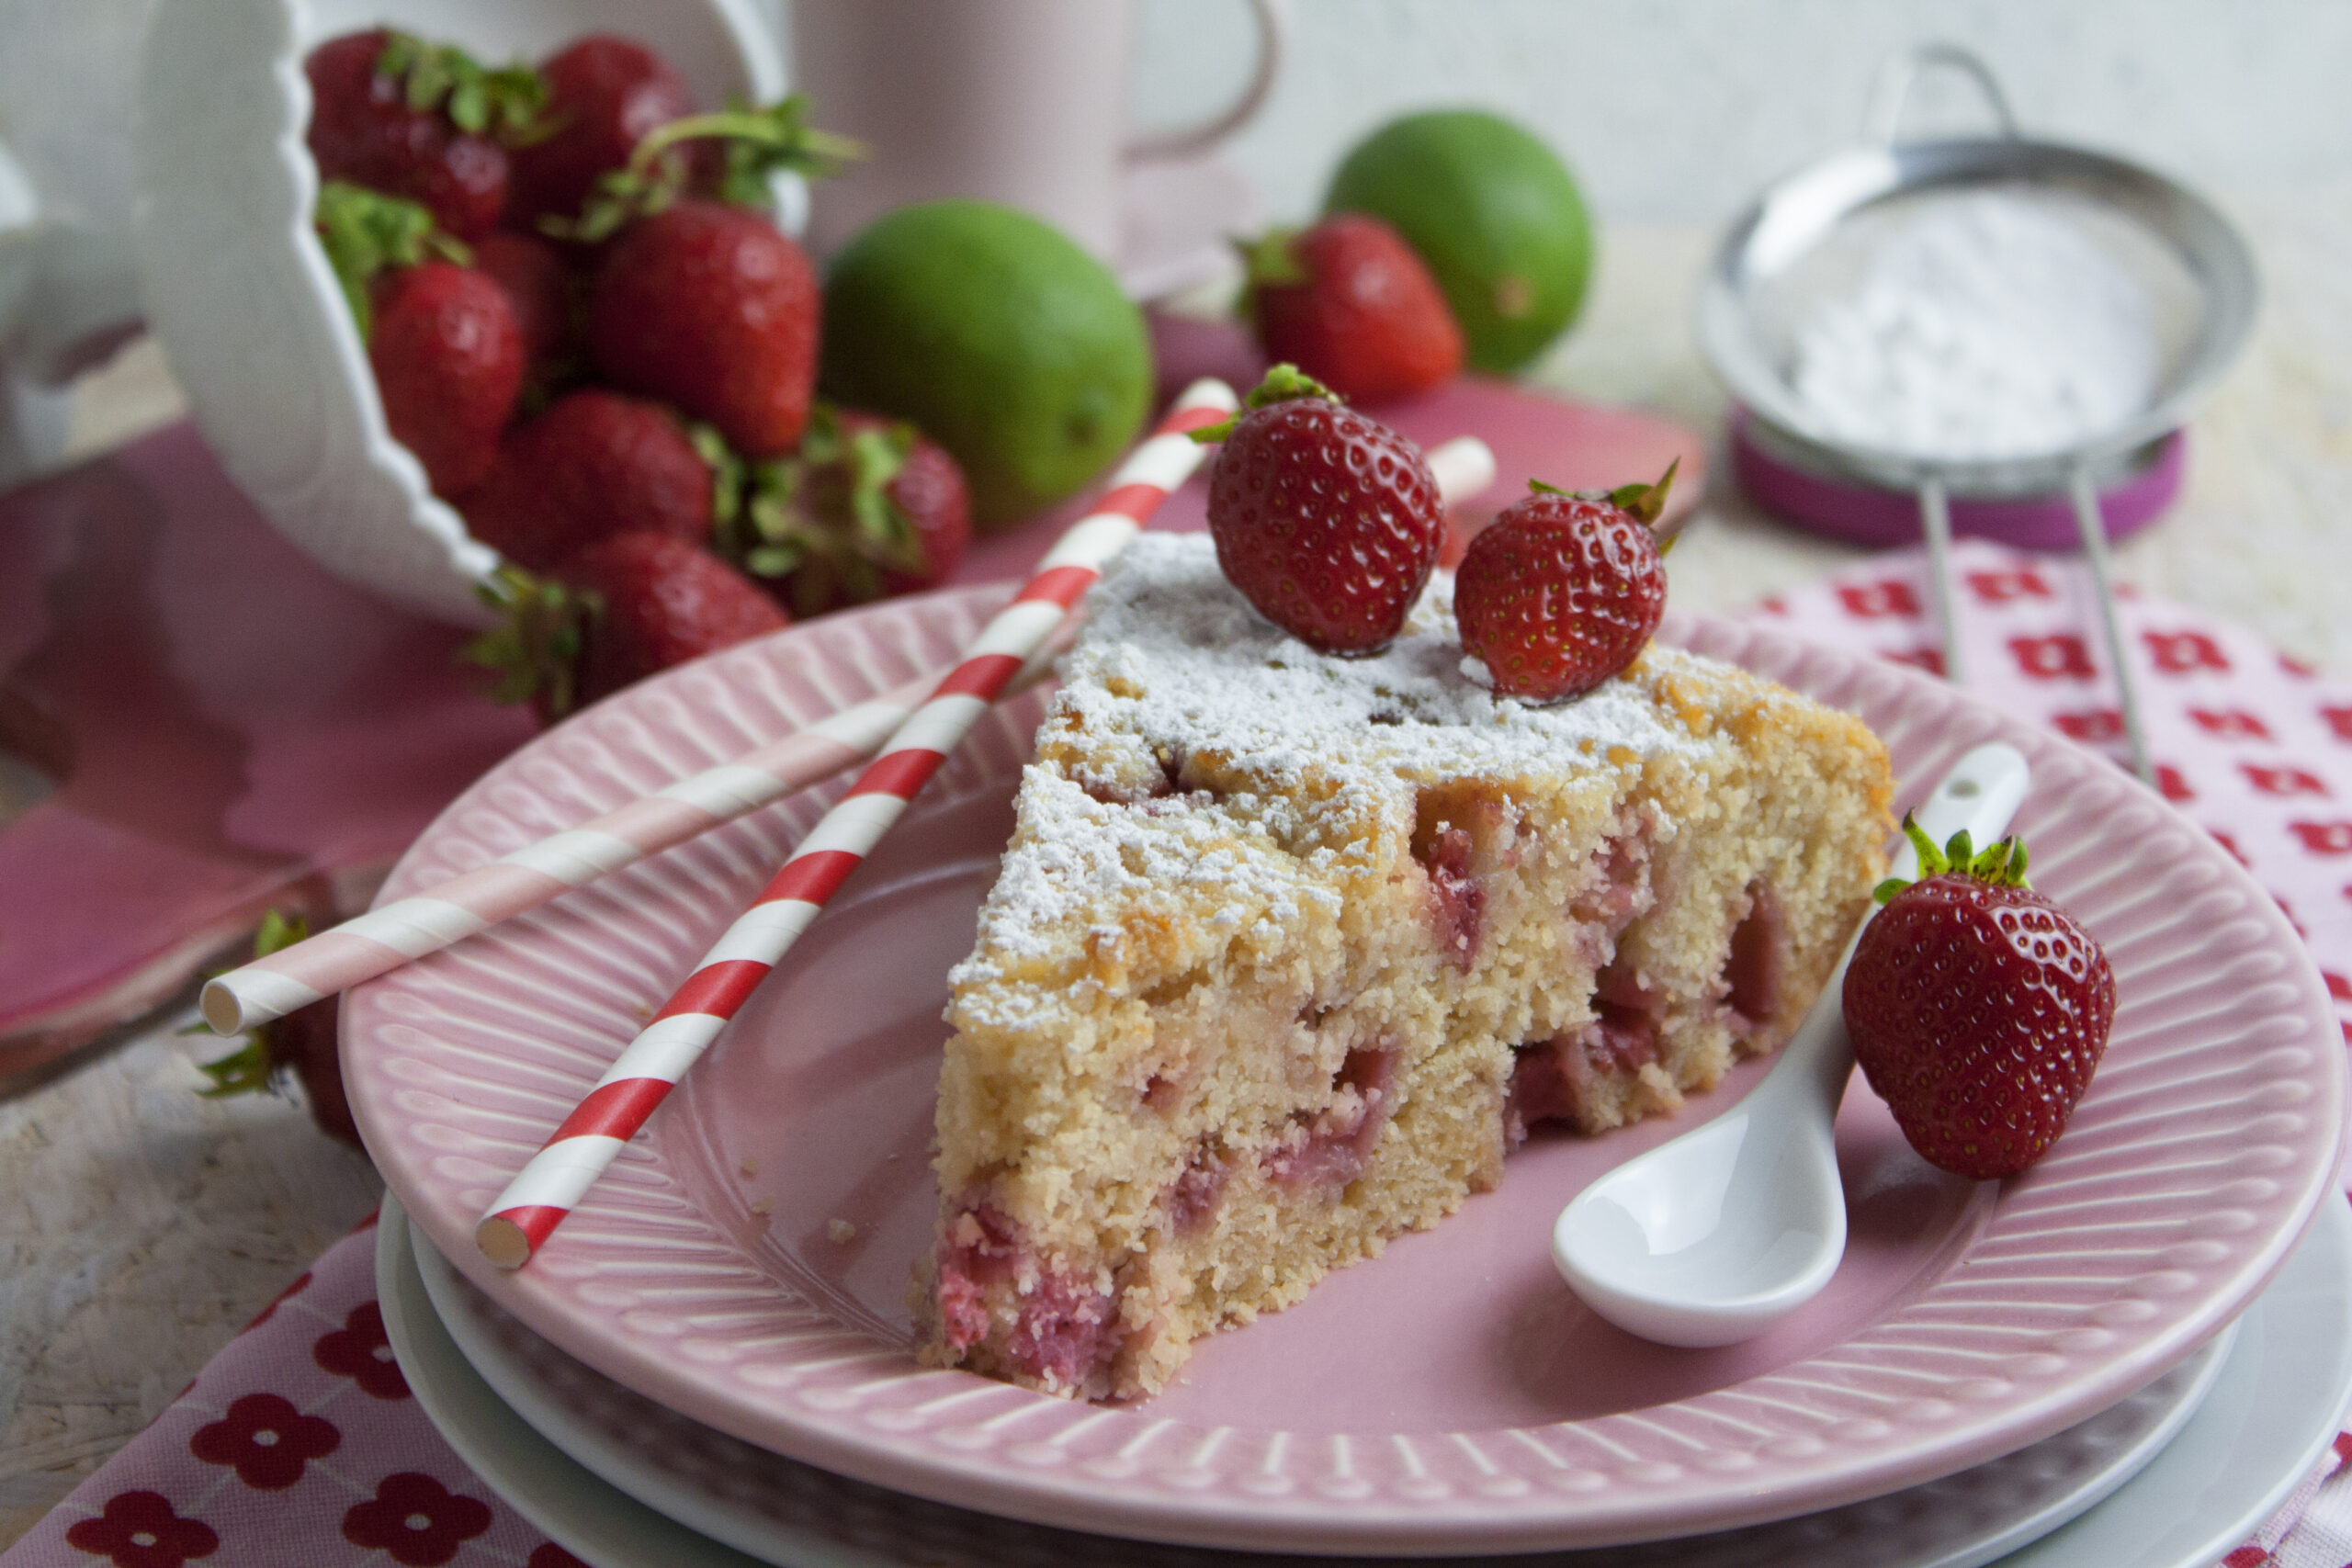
top-left (916, 535), bottom-right (1893, 1400)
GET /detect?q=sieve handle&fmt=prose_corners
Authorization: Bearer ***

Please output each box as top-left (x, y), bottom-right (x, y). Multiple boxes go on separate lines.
top-left (2067, 465), bottom-right (2155, 784)
top-left (1864, 43), bottom-right (2020, 147)
top-left (1915, 479), bottom-right (1966, 688)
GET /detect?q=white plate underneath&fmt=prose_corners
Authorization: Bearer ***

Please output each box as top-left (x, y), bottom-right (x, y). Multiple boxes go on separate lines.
top-left (379, 1195), bottom-right (2352, 1568)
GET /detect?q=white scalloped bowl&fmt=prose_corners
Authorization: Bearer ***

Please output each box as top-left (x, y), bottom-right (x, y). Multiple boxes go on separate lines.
top-left (129, 0), bottom-right (785, 624)
top-left (342, 588), bottom-right (2346, 1555)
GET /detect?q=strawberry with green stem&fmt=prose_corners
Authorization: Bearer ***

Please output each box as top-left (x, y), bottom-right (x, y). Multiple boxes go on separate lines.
top-left (507, 35), bottom-right (694, 231)
top-left (312, 181), bottom-right (469, 337)
top-left (1193, 364), bottom-right (1446, 655)
top-left (1238, 213), bottom-right (1464, 402)
top-left (306, 28), bottom-right (548, 240)
top-left (553, 96), bottom-right (852, 457)
top-left (197, 910), bottom-right (358, 1145)
top-left (464, 535), bottom-right (786, 722)
top-left (1453, 465), bottom-right (1677, 702)
top-left (701, 405), bottom-right (970, 618)
top-left (312, 181), bottom-right (525, 496)
top-left (1843, 818), bottom-right (2116, 1180)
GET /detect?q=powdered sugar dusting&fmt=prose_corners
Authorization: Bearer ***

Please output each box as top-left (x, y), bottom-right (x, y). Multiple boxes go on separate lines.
top-left (954, 536), bottom-right (1715, 1000)
top-left (963, 767), bottom-right (1316, 950)
top-left (1067, 535), bottom-right (1704, 782)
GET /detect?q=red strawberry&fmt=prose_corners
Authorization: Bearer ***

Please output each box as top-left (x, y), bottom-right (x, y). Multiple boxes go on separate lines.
top-left (1242, 215), bottom-right (1464, 402)
top-left (1453, 468), bottom-right (1675, 702)
top-left (459, 389), bottom-right (710, 570)
top-left (715, 404), bottom-right (970, 617)
top-left (470, 231), bottom-right (574, 376)
top-left (368, 259), bottom-right (525, 496)
top-left (1843, 824), bottom-right (2115, 1179)
top-left (1199, 366), bottom-right (1444, 654)
top-left (305, 29), bottom-right (542, 240)
top-left (559, 533), bottom-right (787, 705)
top-left (507, 35), bottom-right (693, 231)
top-left (587, 199), bottom-right (819, 456)
top-left (860, 412), bottom-right (971, 597)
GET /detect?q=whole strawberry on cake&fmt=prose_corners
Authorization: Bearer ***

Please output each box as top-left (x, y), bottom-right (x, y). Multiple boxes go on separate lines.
top-left (918, 371), bottom-right (1894, 1400)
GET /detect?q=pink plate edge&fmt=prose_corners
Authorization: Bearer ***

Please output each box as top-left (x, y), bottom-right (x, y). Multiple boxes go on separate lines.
top-left (345, 588), bottom-right (2348, 1556)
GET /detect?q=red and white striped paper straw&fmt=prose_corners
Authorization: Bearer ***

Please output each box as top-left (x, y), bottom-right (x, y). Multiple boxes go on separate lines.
top-left (474, 380), bottom-right (1241, 1268)
top-left (198, 635), bottom-right (1072, 1036)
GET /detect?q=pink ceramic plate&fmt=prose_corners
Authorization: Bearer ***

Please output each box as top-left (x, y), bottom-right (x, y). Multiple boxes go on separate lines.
top-left (345, 588), bottom-right (2345, 1556)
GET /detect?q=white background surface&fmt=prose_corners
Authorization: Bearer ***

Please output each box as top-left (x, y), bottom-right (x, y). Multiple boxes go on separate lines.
top-left (9, 0), bottom-right (2352, 232)
top-left (1121, 0), bottom-right (2352, 222)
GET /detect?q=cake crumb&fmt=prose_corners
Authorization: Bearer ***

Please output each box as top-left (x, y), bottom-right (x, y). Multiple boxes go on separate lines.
top-left (827, 1218), bottom-right (857, 1243)
top-left (739, 1156), bottom-right (758, 1177)
top-left (749, 1196), bottom-right (775, 1217)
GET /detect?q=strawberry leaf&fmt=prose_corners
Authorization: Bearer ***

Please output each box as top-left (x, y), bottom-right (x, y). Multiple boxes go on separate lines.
top-left (375, 30), bottom-right (548, 143)
top-left (697, 96), bottom-right (865, 206)
top-left (1525, 460), bottom-right (1680, 527)
top-left (689, 422), bottom-right (750, 553)
top-left (1231, 227), bottom-right (1309, 328)
top-left (461, 565), bottom-right (596, 718)
top-left (1235, 227), bottom-right (1308, 288)
top-left (702, 405), bottom-right (927, 616)
top-left (1193, 363), bottom-right (1341, 443)
top-left (1874, 815), bottom-right (2033, 902)
top-left (548, 94), bottom-right (861, 242)
top-left (195, 1037), bottom-right (277, 1097)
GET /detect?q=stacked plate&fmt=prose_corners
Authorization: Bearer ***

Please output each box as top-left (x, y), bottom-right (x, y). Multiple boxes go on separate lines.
top-left (350, 588), bottom-right (2352, 1567)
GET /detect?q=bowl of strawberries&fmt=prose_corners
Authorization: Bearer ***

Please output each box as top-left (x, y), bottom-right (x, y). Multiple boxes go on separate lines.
top-left (130, 0), bottom-right (956, 683)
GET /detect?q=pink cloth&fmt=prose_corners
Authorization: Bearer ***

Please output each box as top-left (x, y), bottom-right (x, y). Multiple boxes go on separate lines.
top-left (13, 537), bottom-right (2352, 1567)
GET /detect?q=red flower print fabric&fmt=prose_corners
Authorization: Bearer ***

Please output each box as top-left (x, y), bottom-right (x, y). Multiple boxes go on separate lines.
top-left (340, 1472), bottom-right (493, 1566)
top-left (62, 1493), bottom-right (216, 1568)
top-left (187, 1393), bottom-right (338, 1489)
top-left (312, 1302), bottom-right (412, 1400)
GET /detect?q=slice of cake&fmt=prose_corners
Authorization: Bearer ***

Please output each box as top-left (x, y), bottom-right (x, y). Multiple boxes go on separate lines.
top-left (918, 535), bottom-right (1893, 1400)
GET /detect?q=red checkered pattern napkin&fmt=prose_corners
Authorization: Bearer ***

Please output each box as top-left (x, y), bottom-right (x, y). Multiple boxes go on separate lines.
top-left (10, 538), bottom-right (2352, 1568)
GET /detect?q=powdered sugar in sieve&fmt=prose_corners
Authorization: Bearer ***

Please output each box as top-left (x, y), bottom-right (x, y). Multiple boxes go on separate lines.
top-left (1787, 191), bottom-right (2159, 463)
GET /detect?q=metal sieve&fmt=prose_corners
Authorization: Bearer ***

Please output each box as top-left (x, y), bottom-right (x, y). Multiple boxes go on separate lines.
top-left (1697, 43), bottom-right (2260, 780)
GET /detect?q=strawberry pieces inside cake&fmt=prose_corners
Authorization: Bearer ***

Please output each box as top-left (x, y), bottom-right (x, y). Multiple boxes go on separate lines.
top-left (917, 535), bottom-right (1893, 1399)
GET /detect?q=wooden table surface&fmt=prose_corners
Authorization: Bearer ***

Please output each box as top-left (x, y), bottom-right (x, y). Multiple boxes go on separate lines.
top-left (5, 200), bottom-right (2349, 1545)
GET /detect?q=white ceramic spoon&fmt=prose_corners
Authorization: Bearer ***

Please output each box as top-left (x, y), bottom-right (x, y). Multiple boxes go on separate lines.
top-left (1552, 740), bottom-right (2032, 1347)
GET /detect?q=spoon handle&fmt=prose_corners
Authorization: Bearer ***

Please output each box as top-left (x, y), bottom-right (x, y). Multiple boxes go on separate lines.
top-left (1888, 742), bottom-right (2033, 883)
top-left (1757, 741), bottom-right (2034, 1108)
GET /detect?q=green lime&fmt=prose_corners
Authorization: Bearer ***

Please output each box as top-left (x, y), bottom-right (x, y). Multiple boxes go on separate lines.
top-left (819, 200), bottom-right (1153, 527)
top-left (1324, 110), bottom-right (1592, 375)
